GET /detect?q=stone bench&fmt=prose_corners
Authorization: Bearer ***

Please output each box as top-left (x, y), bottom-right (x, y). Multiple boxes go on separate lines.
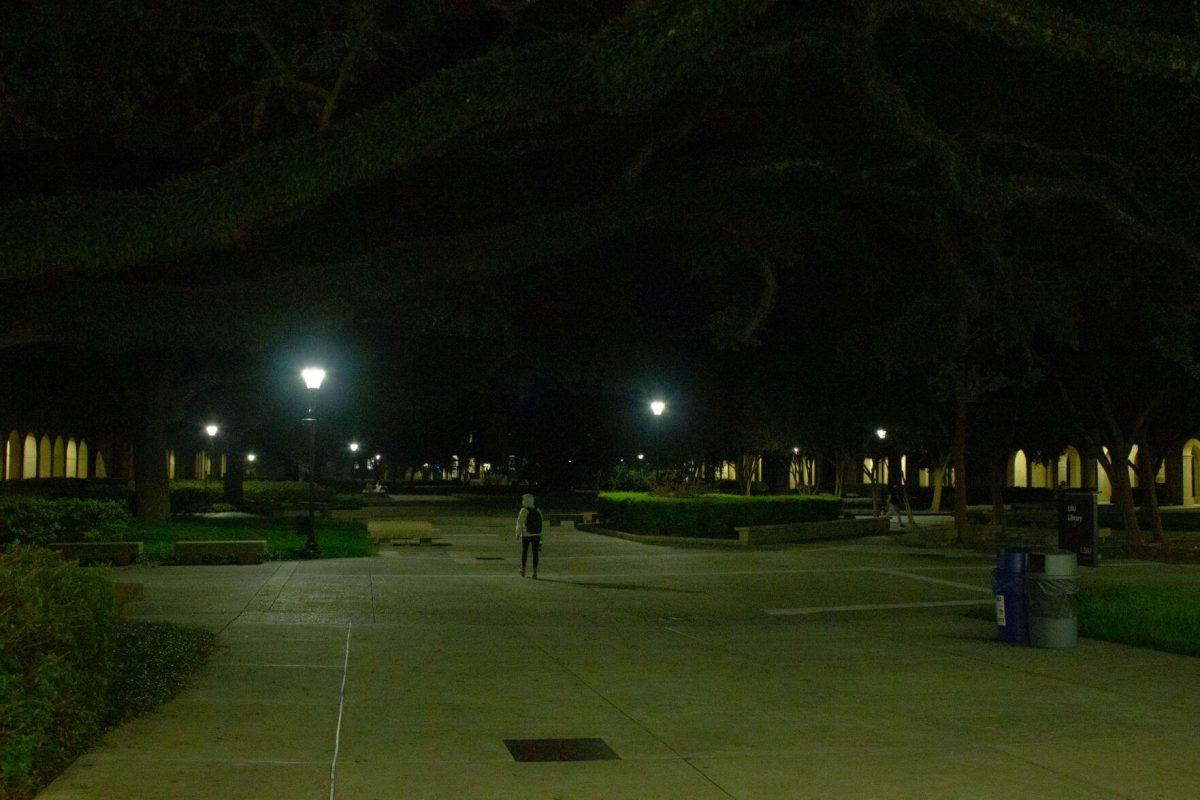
top-left (51, 541), bottom-right (143, 566)
top-left (174, 540), bottom-right (267, 565)
top-left (546, 512), bottom-right (597, 528)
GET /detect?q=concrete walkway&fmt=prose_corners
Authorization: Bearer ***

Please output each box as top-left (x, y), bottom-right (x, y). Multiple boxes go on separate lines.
top-left (40, 508), bottom-right (1200, 799)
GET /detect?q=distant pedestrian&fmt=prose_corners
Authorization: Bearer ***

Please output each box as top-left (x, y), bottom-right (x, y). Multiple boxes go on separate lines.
top-left (882, 485), bottom-right (905, 529)
top-left (515, 493), bottom-right (544, 579)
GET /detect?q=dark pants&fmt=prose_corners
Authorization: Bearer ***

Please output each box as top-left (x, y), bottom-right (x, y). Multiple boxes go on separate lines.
top-left (521, 535), bottom-right (541, 574)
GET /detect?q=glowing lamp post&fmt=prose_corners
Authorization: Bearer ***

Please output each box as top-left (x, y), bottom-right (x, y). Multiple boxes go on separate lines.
top-left (203, 424), bottom-right (218, 512)
top-left (300, 367), bottom-right (325, 555)
top-left (349, 442), bottom-right (363, 492)
top-left (649, 400), bottom-right (666, 484)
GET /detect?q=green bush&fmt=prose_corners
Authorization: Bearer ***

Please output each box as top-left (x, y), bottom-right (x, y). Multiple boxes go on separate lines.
top-left (596, 492), bottom-right (843, 538)
top-left (169, 480), bottom-right (361, 514)
top-left (0, 547), bottom-right (214, 800)
top-left (0, 547), bottom-right (116, 797)
top-left (0, 499), bottom-right (133, 546)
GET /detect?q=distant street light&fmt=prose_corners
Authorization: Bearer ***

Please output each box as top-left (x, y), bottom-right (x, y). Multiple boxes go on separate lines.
top-left (876, 428), bottom-right (888, 441)
top-left (300, 366), bottom-right (325, 556)
top-left (348, 443), bottom-right (363, 492)
top-left (203, 424), bottom-right (218, 512)
top-left (649, 400), bottom-right (666, 484)
top-left (246, 453), bottom-right (256, 462)
top-left (637, 453), bottom-right (645, 461)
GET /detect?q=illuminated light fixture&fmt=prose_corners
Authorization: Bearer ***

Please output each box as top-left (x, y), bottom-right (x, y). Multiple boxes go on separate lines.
top-left (876, 428), bottom-right (888, 440)
top-left (637, 453), bottom-right (645, 461)
top-left (375, 453), bottom-right (382, 461)
top-left (205, 424), bottom-right (219, 437)
top-left (650, 400), bottom-right (666, 416)
top-left (792, 447), bottom-right (800, 454)
top-left (301, 367), bottom-right (326, 390)
top-left (349, 442), bottom-right (360, 452)
top-left (246, 453), bottom-right (256, 462)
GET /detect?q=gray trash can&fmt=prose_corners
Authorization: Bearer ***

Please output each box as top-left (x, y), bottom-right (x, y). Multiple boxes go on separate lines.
top-left (1025, 551), bottom-right (1079, 649)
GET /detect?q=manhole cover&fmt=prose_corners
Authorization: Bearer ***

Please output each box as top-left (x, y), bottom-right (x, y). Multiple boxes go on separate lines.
top-left (476, 556), bottom-right (504, 561)
top-left (504, 738), bottom-right (619, 763)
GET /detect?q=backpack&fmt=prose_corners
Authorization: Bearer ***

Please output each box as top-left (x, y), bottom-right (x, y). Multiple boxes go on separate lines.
top-left (525, 507), bottom-right (543, 534)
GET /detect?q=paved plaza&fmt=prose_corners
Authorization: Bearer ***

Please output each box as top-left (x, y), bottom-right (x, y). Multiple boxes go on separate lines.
top-left (39, 504), bottom-right (1200, 799)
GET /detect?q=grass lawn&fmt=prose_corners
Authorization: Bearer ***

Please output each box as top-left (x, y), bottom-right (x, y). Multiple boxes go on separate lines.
top-left (1077, 584), bottom-right (1200, 657)
top-left (134, 516), bottom-right (374, 562)
top-left (969, 582), bottom-right (1200, 657)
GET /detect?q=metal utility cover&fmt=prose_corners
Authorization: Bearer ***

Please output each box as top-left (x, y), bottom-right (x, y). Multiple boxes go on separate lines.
top-left (503, 738), bottom-right (620, 762)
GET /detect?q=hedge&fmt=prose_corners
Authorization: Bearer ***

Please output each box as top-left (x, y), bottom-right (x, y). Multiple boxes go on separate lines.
top-left (596, 492), bottom-right (843, 539)
top-left (0, 498), bottom-right (132, 546)
top-left (0, 547), bottom-right (214, 800)
top-left (170, 480), bottom-right (360, 514)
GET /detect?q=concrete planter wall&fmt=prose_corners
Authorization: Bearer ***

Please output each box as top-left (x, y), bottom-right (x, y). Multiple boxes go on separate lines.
top-left (735, 517), bottom-right (889, 545)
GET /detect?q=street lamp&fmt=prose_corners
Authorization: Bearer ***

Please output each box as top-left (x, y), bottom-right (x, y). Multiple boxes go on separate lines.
top-left (203, 424), bottom-right (218, 512)
top-left (649, 400), bottom-right (666, 484)
top-left (300, 367), bottom-right (325, 555)
top-left (349, 442), bottom-right (363, 492)
top-left (876, 428), bottom-right (888, 441)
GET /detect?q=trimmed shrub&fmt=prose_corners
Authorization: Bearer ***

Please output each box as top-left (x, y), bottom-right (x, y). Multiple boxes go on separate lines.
top-left (0, 547), bottom-right (116, 798)
top-left (0, 547), bottom-right (214, 800)
top-left (596, 492), bottom-right (843, 538)
top-left (169, 480), bottom-right (362, 514)
top-left (0, 499), bottom-right (133, 546)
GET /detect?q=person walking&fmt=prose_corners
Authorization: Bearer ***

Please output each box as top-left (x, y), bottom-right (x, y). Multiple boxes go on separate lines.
top-left (515, 493), bottom-right (544, 579)
top-left (882, 484), bottom-right (905, 529)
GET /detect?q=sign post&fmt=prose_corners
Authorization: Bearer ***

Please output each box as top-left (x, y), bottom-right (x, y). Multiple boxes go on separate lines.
top-left (1058, 489), bottom-right (1099, 567)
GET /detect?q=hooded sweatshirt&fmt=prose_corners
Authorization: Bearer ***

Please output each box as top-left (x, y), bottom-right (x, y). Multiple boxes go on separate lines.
top-left (515, 493), bottom-right (540, 538)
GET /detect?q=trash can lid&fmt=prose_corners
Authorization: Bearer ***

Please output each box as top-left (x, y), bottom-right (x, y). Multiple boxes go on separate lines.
top-left (1039, 551), bottom-right (1078, 577)
top-left (997, 547), bottom-right (1030, 573)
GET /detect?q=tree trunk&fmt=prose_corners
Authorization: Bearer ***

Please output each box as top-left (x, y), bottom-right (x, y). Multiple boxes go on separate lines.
top-left (1136, 443), bottom-right (1165, 545)
top-left (1103, 449), bottom-right (1142, 547)
top-left (930, 458), bottom-right (947, 512)
top-left (223, 448), bottom-right (245, 506)
top-left (132, 395), bottom-right (171, 522)
top-left (952, 386), bottom-right (968, 544)
top-left (990, 457), bottom-right (1006, 529)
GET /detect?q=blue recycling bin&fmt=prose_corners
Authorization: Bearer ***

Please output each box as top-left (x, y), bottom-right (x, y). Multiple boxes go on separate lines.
top-left (991, 547), bottom-right (1030, 645)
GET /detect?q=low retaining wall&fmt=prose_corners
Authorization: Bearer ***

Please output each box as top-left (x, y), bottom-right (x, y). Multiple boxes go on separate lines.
top-left (174, 540), bottom-right (267, 565)
top-left (51, 541), bottom-right (143, 566)
top-left (579, 525), bottom-right (743, 548)
top-left (736, 517), bottom-right (889, 545)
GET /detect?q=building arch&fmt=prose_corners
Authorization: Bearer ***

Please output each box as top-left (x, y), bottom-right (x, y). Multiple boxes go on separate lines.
top-left (52, 436), bottom-right (66, 477)
top-left (23, 434), bottom-right (38, 478)
top-left (1010, 450), bottom-right (1029, 488)
top-left (1057, 447), bottom-right (1083, 489)
top-left (77, 440), bottom-right (89, 478)
top-left (5, 431), bottom-right (19, 479)
top-left (1183, 439), bottom-right (1200, 506)
top-left (95, 449), bottom-right (107, 478)
top-left (168, 450), bottom-right (176, 480)
top-left (66, 438), bottom-right (77, 478)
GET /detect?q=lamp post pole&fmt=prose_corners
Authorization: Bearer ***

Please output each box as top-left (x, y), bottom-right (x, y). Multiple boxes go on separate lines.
top-left (349, 442), bottom-right (362, 493)
top-left (301, 368), bottom-right (325, 556)
top-left (650, 400), bottom-right (666, 485)
top-left (204, 424), bottom-right (218, 512)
